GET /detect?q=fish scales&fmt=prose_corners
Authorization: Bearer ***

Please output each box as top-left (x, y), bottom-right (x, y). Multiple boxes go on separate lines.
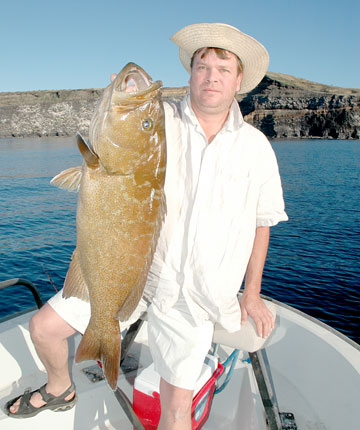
top-left (51, 63), bottom-right (166, 389)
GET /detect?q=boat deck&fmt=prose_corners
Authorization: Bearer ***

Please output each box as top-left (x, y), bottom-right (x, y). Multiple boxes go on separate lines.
top-left (1, 302), bottom-right (359, 429)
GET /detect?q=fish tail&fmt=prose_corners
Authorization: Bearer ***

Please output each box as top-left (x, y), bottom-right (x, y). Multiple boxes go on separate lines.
top-left (75, 320), bottom-right (121, 390)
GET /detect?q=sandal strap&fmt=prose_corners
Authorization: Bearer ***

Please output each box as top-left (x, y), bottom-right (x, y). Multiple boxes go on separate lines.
top-left (38, 383), bottom-right (75, 403)
top-left (17, 388), bottom-right (33, 412)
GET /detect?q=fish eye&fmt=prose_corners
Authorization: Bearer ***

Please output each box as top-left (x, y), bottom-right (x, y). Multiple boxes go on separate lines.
top-left (142, 119), bottom-right (153, 131)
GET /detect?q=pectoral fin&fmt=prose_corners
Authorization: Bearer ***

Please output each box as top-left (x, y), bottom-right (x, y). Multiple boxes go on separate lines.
top-left (50, 133), bottom-right (99, 191)
top-left (50, 166), bottom-right (83, 191)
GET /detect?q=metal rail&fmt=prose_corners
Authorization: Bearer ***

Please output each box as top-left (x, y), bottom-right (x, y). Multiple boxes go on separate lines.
top-left (249, 349), bottom-right (298, 430)
top-left (0, 278), bottom-right (44, 309)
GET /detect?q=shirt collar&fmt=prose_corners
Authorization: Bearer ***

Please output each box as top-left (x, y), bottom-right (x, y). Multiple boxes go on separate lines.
top-left (181, 93), bottom-right (244, 134)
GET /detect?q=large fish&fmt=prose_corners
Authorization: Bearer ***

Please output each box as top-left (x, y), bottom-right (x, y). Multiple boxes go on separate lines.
top-left (51, 63), bottom-right (166, 390)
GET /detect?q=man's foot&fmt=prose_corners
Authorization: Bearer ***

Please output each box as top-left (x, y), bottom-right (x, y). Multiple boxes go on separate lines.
top-left (6, 384), bottom-right (76, 418)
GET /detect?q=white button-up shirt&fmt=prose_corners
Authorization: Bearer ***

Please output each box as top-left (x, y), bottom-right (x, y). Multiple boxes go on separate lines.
top-left (146, 94), bottom-right (288, 331)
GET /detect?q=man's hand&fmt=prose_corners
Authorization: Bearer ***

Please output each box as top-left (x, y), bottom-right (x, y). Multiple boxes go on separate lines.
top-left (240, 292), bottom-right (275, 338)
top-left (242, 226), bottom-right (273, 338)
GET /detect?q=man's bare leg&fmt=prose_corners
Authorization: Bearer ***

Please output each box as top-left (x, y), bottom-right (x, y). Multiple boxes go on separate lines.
top-left (9, 303), bottom-right (76, 413)
top-left (158, 378), bottom-right (193, 430)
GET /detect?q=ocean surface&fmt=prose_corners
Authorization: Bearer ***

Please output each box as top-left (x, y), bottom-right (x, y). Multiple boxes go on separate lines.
top-left (0, 137), bottom-right (359, 345)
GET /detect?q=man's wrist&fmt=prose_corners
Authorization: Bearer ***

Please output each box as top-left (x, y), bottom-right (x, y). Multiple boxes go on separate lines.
top-left (243, 284), bottom-right (261, 296)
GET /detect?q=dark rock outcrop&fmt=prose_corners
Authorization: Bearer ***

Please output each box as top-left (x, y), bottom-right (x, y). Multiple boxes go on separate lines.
top-left (0, 73), bottom-right (359, 139)
top-left (237, 73), bottom-right (360, 139)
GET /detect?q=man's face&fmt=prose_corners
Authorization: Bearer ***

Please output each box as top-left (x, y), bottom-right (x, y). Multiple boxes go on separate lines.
top-left (189, 48), bottom-right (242, 116)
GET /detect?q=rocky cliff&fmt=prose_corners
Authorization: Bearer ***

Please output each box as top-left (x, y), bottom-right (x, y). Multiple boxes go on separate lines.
top-left (0, 73), bottom-right (359, 139)
top-left (0, 89), bottom-right (102, 139)
top-left (238, 73), bottom-right (360, 139)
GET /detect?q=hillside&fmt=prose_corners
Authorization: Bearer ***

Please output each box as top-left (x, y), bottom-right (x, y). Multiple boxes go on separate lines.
top-left (0, 73), bottom-right (359, 139)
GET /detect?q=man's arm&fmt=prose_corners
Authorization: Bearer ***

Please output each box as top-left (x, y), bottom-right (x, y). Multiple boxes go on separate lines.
top-left (240, 226), bottom-right (275, 338)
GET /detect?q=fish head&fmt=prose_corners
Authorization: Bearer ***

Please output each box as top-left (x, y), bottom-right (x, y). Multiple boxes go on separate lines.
top-left (88, 63), bottom-right (165, 176)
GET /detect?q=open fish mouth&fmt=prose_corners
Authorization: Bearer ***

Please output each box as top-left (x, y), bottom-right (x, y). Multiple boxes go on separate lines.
top-left (120, 67), bottom-right (151, 93)
top-left (115, 62), bottom-right (161, 95)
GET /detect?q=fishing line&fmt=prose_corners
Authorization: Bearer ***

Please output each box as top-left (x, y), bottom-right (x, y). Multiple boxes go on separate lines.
top-left (40, 262), bottom-right (58, 292)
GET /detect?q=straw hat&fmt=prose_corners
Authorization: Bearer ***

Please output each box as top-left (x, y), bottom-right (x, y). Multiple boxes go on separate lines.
top-left (170, 23), bottom-right (269, 94)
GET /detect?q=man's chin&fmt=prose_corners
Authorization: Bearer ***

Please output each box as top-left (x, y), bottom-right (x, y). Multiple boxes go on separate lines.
top-left (199, 93), bottom-right (222, 106)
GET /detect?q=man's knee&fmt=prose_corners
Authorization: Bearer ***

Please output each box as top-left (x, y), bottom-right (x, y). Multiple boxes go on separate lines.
top-left (29, 303), bottom-right (75, 344)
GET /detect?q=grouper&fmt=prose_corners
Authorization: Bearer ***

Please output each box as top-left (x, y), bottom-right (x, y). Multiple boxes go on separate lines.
top-left (51, 63), bottom-right (166, 390)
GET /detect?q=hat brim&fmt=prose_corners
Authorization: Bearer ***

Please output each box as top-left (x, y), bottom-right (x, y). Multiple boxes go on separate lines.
top-left (170, 23), bottom-right (269, 94)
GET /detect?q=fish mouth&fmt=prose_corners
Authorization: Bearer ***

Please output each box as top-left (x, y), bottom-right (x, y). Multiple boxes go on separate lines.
top-left (114, 62), bottom-right (162, 95)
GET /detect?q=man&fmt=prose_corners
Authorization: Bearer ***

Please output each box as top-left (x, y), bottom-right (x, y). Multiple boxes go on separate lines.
top-left (145, 23), bottom-right (287, 429)
top-left (7, 23), bottom-right (287, 429)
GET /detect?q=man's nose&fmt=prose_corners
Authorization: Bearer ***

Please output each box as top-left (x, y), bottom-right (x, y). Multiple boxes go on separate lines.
top-left (206, 68), bottom-right (219, 82)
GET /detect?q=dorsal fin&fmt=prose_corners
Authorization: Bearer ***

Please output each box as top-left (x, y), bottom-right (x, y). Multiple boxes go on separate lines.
top-left (76, 132), bottom-right (99, 168)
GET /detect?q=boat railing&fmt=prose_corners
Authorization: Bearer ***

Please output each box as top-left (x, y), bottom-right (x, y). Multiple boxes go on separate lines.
top-left (0, 277), bottom-right (44, 310)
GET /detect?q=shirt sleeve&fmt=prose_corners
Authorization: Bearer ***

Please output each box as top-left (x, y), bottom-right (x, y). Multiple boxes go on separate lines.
top-left (256, 139), bottom-right (288, 227)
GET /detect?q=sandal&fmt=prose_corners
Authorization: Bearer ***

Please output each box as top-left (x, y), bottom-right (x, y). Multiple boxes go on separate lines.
top-left (5, 383), bottom-right (77, 419)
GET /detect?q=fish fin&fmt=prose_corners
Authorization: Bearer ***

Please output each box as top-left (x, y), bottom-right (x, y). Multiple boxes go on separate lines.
top-left (117, 275), bottom-right (147, 322)
top-left (62, 250), bottom-right (90, 302)
top-left (50, 166), bottom-right (83, 191)
top-left (75, 320), bottom-right (121, 391)
top-left (76, 132), bottom-right (99, 168)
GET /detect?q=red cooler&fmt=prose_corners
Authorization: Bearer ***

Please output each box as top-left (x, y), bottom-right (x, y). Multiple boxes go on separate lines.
top-left (133, 354), bottom-right (224, 429)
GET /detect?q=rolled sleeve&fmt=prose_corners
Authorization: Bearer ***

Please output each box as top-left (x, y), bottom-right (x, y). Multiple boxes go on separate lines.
top-left (256, 144), bottom-right (288, 227)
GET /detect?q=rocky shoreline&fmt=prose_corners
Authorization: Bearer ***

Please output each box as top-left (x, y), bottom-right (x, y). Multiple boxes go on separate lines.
top-left (0, 72), bottom-right (359, 140)
top-left (238, 73), bottom-right (360, 139)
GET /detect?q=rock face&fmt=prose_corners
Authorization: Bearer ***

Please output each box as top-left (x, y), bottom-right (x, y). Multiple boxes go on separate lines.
top-left (0, 89), bottom-right (102, 138)
top-left (0, 73), bottom-right (359, 139)
top-left (237, 73), bottom-right (360, 139)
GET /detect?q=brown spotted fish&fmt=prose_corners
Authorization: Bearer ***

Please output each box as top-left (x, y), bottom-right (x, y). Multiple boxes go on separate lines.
top-left (51, 63), bottom-right (166, 389)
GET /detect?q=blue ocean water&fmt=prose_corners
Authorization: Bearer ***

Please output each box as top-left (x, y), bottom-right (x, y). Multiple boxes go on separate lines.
top-left (0, 137), bottom-right (359, 344)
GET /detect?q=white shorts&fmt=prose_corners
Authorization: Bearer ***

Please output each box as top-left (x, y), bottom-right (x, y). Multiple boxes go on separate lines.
top-left (47, 289), bottom-right (148, 334)
top-left (49, 289), bottom-right (214, 391)
top-left (147, 295), bottom-right (214, 390)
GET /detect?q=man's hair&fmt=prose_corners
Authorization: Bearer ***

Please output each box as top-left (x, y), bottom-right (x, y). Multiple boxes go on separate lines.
top-left (190, 47), bottom-right (244, 75)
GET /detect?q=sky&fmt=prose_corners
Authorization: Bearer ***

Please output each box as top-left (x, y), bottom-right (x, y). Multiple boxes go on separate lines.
top-left (0, 0), bottom-right (359, 93)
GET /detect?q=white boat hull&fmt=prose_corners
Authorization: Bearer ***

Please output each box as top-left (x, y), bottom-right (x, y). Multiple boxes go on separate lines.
top-left (0, 299), bottom-right (359, 429)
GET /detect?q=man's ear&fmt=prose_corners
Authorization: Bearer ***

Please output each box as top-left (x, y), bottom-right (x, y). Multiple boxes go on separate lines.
top-left (236, 73), bottom-right (243, 92)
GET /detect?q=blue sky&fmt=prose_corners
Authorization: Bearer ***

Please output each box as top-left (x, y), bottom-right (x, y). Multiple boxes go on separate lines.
top-left (1, 0), bottom-right (359, 92)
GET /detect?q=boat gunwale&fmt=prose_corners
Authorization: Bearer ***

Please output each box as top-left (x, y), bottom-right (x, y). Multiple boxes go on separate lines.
top-left (1, 295), bottom-right (359, 352)
top-left (261, 294), bottom-right (360, 351)
top-left (0, 306), bottom-right (38, 325)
